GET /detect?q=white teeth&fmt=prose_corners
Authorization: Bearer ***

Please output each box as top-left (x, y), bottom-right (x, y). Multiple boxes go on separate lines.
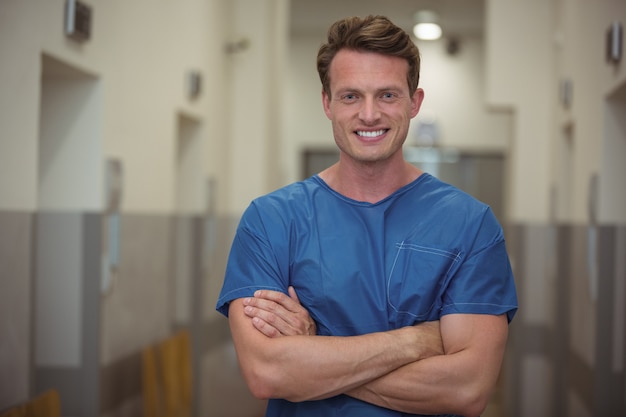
top-left (357, 130), bottom-right (386, 137)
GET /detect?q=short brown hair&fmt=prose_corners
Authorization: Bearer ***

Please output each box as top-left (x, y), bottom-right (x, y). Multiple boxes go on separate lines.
top-left (317, 15), bottom-right (421, 98)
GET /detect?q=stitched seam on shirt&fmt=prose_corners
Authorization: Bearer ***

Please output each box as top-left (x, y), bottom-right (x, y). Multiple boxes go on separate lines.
top-left (443, 302), bottom-right (518, 309)
top-left (394, 242), bottom-right (460, 260)
top-left (218, 285), bottom-right (284, 301)
top-left (387, 241), bottom-right (461, 318)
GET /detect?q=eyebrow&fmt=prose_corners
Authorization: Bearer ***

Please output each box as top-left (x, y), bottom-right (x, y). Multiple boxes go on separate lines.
top-left (334, 86), bottom-right (405, 96)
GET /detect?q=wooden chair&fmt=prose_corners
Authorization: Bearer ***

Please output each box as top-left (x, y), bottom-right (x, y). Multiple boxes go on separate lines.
top-left (25, 390), bottom-right (61, 417)
top-left (177, 331), bottom-right (193, 417)
top-left (142, 345), bottom-right (163, 417)
top-left (142, 330), bottom-right (193, 417)
top-left (0, 389), bottom-right (61, 417)
top-left (0, 405), bottom-right (26, 417)
top-left (157, 330), bottom-right (193, 417)
top-left (159, 335), bottom-right (180, 417)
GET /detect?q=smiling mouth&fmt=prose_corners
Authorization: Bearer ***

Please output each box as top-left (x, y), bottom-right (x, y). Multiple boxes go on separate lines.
top-left (356, 129), bottom-right (388, 138)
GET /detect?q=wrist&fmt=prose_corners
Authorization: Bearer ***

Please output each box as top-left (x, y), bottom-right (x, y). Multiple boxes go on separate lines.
top-left (389, 327), bottom-right (424, 361)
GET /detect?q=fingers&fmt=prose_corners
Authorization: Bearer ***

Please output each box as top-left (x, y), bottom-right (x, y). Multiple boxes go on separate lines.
top-left (243, 297), bottom-right (306, 336)
top-left (252, 288), bottom-right (301, 312)
top-left (242, 288), bottom-right (317, 337)
top-left (288, 286), bottom-right (299, 303)
top-left (250, 316), bottom-right (280, 338)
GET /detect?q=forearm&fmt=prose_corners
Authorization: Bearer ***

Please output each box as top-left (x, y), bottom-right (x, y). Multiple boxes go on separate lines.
top-left (347, 314), bottom-right (508, 417)
top-left (348, 350), bottom-right (485, 416)
top-left (229, 299), bottom-right (424, 402)
top-left (260, 331), bottom-right (418, 402)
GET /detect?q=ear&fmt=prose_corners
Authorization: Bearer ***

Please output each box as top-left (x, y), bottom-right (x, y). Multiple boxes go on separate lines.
top-left (410, 88), bottom-right (425, 118)
top-left (322, 89), bottom-right (332, 120)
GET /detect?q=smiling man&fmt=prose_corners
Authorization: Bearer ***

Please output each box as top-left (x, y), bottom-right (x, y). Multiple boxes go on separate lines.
top-left (216, 15), bottom-right (518, 417)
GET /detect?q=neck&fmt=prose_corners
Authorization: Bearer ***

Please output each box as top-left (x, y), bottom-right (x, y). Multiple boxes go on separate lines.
top-left (319, 156), bottom-right (423, 203)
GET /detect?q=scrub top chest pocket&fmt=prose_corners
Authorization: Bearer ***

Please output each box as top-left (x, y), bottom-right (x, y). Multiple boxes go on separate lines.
top-left (386, 241), bottom-right (461, 326)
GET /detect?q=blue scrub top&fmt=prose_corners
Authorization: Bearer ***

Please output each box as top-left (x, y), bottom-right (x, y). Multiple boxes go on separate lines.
top-left (216, 173), bottom-right (518, 416)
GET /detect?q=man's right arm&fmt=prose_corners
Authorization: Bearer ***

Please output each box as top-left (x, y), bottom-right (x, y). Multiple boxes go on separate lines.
top-left (228, 297), bottom-right (441, 402)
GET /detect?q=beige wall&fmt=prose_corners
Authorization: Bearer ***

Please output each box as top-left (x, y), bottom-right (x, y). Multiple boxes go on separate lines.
top-left (0, 0), bottom-right (235, 215)
top-left (1, 0), bottom-right (623, 220)
top-left (486, 0), bottom-right (626, 223)
top-left (486, 0), bottom-right (555, 222)
top-left (228, 0), bottom-right (289, 213)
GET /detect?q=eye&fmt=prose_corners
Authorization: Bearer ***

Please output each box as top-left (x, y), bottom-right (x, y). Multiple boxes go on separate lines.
top-left (337, 93), bottom-right (360, 105)
top-left (381, 92), bottom-right (397, 100)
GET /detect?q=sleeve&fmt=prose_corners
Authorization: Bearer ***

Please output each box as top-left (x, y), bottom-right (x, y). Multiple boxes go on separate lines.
top-left (215, 202), bottom-right (290, 317)
top-left (440, 208), bottom-right (518, 323)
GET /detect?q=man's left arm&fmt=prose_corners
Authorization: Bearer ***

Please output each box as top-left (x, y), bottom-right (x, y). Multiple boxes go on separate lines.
top-left (347, 313), bottom-right (508, 417)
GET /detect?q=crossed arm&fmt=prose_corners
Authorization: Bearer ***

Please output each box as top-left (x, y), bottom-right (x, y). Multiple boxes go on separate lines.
top-left (228, 287), bottom-right (508, 417)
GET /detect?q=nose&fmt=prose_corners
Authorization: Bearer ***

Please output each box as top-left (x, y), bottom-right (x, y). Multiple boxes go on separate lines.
top-left (359, 96), bottom-right (381, 124)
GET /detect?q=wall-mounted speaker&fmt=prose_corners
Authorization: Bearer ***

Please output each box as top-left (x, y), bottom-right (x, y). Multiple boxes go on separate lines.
top-left (65, 0), bottom-right (92, 42)
top-left (606, 21), bottom-right (623, 64)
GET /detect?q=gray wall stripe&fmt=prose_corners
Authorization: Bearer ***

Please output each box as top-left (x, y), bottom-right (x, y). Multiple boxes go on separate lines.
top-left (82, 214), bottom-right (102, 415)
top-left (33, 367), bottom-right (83, 412)
top-left (569, 348), bottom-right (594, 411)
top-left (505, 224), bottom-right (523, 417)
top-left (97, 319), bottom-right (232, 412)
top-left (100, 351), bottom-right (141, 412)
top-left (554, 225), bottom-right (573, 417)
top-left (21, 214), bottom-right (624, 415)
top-left (595, 226), bottom-right (624, 416)
top-left (33, 214), bottom-right (103, 415)
top-left (191, 216), bottom-right (206, 417)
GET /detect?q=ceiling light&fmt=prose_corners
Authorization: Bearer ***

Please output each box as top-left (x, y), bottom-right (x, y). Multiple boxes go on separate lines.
top-left (413, 23), bottom-right (442, 40)
top-left (413, 10), bottom-right (442, 41)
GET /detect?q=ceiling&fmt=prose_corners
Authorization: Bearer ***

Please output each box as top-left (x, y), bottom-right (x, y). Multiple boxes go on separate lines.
top-left (289, 0), bottom-right (485, 39)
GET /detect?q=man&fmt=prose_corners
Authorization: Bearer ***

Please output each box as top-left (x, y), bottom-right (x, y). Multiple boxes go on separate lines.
top-left (216, 15), bottom-right (518, 417)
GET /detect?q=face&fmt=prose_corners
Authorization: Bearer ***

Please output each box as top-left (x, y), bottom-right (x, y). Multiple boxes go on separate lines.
top-left (322, 49), bottom-right (424, 166)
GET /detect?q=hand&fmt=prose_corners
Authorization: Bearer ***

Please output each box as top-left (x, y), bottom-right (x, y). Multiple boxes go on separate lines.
top-left (243, 286), bottom-right (317, 338)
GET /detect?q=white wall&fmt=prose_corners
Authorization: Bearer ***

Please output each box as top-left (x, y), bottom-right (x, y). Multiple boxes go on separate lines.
top-left (228, 0), bottom-right (290, 213)
top-left (485, 0), bottom-right (554, 223)
top-left (414, 37), bottom-right (512, 150)
top-left (486, 0), bottom-right (626, 224)
top-left (39, 66), bottom-right (103, 211)
top-left (0, 2), bottom-right (46, 211)
top-left (283, 34), bottom-right (335, 184)
top-left (600, 90), bottom-right (626, 222)
top-left (0, 0), bottom-right (233, 215)
top-left (4, 0), bottom-right (621, 220)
